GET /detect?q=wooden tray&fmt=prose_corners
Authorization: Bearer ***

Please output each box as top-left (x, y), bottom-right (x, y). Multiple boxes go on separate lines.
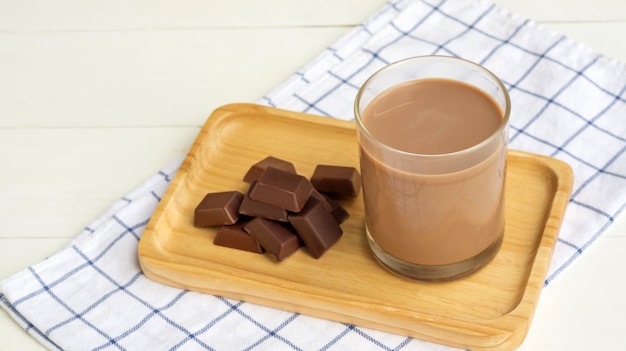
top-left (138, 103), bottom-right (573, 351)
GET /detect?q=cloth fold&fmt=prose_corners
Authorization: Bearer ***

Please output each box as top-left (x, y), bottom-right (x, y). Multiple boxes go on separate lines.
top-left (3, 0), bottom-right (626, 350)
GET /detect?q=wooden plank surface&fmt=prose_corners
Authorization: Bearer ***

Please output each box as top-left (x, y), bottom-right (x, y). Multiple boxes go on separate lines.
top-left (1, 1), bottom-right (625, 350)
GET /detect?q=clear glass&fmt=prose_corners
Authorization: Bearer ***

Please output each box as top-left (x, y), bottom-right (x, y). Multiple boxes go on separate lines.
top-left (354, 56), bottom-right (511, 281)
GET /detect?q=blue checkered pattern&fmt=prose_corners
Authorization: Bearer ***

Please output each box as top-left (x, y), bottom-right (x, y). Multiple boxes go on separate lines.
top-left (3, 0), bottom-right (626, 350)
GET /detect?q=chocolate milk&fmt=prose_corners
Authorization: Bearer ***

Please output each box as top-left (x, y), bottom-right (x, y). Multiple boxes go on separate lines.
top-left (360, 78), bottom-right (506, 266)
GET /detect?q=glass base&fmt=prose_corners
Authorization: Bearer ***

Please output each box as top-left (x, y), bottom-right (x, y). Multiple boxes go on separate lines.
top-left (367, 229), bottom-right (503, 282)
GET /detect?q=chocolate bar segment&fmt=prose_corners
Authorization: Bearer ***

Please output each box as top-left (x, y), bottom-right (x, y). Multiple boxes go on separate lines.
top-left (243, 156), bottom-right (296, 183)
top-left (310, 189), bottom-right (349, 223)
top-left (239, 180), bottom-right (289, 222)
top-left (214, 221), bottom-right (264, 254)
top-left (249, 167), bottom-right (313, 212)
top-left (322, 194), bottom-right (350, 224)
top-left (310, 165), bottom-right (361, 198)
top-left (194, 191), bottom-right (243, 227)
top-left (309, 188), bottom-right (333, 212)
top-left (288, 197), bottom-right (343, 259)
top-left (244, 217), bottom-right (301, 261)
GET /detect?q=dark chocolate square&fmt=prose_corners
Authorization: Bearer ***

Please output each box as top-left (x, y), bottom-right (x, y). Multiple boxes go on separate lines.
top-left (244, 217), bottom-right (301, 261)
top-left (249, 167), bottom-right (313, 212)
top-left (288, 197), bottom-right (343, 259)
top-left (243, 156), bottom-right (297, 183)
top-left (194, 191), bottom-right (243, 227)
top-left (239, 180), bottom-right (289, 222)
top-left (214, 222), bottom-right (264, 254)
top-left (310, 165), bottom-right (361, 198)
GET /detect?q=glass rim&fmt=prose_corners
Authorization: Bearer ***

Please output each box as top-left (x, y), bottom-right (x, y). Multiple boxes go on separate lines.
top-left (354, 55), bottom-right (511, 159)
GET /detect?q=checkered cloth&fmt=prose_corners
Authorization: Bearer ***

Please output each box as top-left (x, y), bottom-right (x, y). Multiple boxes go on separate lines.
top-left (3, 0), bottom-right (626, 350)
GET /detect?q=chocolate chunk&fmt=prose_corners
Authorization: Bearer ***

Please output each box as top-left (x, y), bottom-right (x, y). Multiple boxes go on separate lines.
top-left (194, 191), bottom-right (243, 227)
top-left (214, 221), bottom-right (264, 254)
top-left (309, 188), bottom-right (333, 212)
top-left (310, 189), bottom-right (348, 223)
top-left (322, 194), bottom-right (350, 224)
top-left (244, 217), bottom-right (301, 261)
top-left (239, 180), bottom-right (289, 222)
top-left (288, 197), bottom-right (343, 259)
top-left (310, 165), bottom-right (361, 198)
top-left (243, 156), bottom-right (297, 183)
top-left (249, 167), bottom-right (313, 212)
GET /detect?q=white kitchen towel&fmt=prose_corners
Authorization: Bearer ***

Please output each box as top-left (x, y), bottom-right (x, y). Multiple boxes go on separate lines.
top-left (3, 0), bottom-right (626, 350)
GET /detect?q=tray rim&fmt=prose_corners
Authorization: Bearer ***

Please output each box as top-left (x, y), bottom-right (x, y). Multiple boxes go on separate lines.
top-left (138, 103), bottom-right (574, 350)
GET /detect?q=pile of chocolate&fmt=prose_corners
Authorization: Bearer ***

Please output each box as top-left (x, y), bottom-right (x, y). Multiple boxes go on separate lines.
top-left (194, 156), bottom-right (361, 261)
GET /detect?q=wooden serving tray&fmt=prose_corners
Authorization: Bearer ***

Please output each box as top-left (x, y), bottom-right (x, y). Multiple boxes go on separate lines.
top-left (138, 103), bottom-right (573, 351)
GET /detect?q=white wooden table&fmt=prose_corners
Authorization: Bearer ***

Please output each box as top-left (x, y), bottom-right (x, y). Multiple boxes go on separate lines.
top-left (1, 1), bottom-right (625, 349)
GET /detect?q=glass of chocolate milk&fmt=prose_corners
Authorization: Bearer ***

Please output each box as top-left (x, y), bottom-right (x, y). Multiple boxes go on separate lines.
top-left (355, 56), bottom-right (510, 281)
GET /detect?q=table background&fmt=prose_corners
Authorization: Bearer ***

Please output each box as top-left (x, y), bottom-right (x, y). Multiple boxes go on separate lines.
top-left (1, 0), bottom-right (625, 350)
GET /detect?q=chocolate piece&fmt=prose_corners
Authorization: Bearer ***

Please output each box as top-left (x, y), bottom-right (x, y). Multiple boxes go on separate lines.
top-left (249, 167), bottom-right (313, 212)
top-left (310, 165), bottom-right (361, 198)
top-left (244, 217), bottom-right (301, 261)
top-left (322, 194), bottom-right (350, 224)
top-left (239, 180), bottom-right (289, 222)
top-left (194, 191), bottom-right (243, 227)
top-left (214, 221), bottom-right (264, 254)
top-left (309, 188), bottom-right (333, 212)
top-left (243, 156), bottom-right (297, 183)
top-left (288, 197), bottom-right (343, 259)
